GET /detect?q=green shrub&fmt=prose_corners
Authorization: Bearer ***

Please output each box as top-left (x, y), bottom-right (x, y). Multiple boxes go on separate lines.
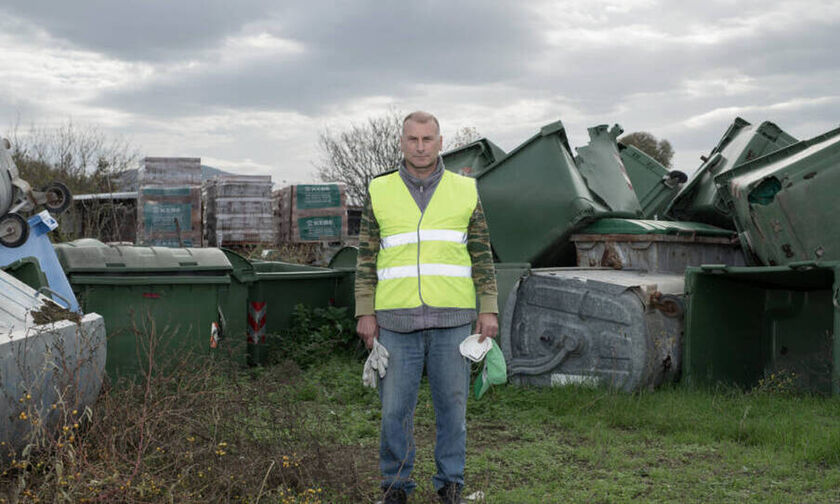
top-left (267, 304), bottom-right (363, 369)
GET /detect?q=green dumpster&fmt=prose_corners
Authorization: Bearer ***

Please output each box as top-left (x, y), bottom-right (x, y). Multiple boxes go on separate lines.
top-left (442, 138), bottom-right (506, 177)
top-left (1, 257), bottom-right (49, 292)
top-left (683, 263), bottom-right (840, 395)
top-left (574, 124), bottom-right (643, 216)
top-left (619, 144), bottom-right (687, 219)
top-left (666, 117), bottom-right (797, 228)
top-left (715, 126), bottom-right (840, 266)
top-left (477, 120), bottom-right (639, 267)
top-left (247, 261), bottom-right (347, 365)
top-left (54, 240), bottom-right (239, 379)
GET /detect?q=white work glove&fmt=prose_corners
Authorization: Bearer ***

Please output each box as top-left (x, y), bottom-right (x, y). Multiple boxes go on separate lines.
top-left (362, 339), bottom-right (390, 389)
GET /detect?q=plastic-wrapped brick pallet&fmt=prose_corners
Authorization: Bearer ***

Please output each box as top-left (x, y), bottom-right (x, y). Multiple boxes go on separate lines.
top-left (274, 184), bottom-right (347, 243)
top-left (203, 175), bottom-right (275, 247)
top-left (137, 186), bottom-right (202, 247)
top-left (137, 157), bottom-right (202, 247)
top-left (139, 157), bottom-right (201, 187)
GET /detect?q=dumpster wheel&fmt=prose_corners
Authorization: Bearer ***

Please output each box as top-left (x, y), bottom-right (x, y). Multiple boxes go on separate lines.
top-left (0, 212), bottom-right (29, 248)
top-left (42, 181), bottom-right (72, 215)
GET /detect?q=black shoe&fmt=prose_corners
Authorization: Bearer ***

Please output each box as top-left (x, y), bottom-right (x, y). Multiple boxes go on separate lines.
top-left (382, 487), bottom-right (407, 504)
top-left (437, 482), bottom-right (463, 504)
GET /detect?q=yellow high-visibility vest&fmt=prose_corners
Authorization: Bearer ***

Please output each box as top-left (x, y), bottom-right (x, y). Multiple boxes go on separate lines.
top-left (370, 170), bottom-right (477, 310)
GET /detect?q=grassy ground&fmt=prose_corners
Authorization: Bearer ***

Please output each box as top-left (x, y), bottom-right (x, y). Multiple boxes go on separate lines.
top-left (4, 351), bottom-right (840, 503)
top-left (304, 357), bottom-right (840, 503)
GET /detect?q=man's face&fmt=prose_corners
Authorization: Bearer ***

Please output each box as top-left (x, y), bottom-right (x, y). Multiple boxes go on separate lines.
top-left (401, 119), bottom-right (442, 171)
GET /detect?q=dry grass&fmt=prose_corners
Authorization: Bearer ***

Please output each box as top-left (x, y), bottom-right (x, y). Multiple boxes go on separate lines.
top-left (0, 321), bottom-right (371, 504)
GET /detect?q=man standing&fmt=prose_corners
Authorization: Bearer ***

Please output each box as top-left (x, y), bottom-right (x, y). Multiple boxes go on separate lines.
top-left (355, 111), bottom-right (498, 504)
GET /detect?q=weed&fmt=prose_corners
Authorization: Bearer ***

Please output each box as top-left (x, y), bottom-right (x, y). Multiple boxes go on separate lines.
top-left (751, 369), bottom-right (800, 396)
top-left (266, 304), bottom-right (363, 369)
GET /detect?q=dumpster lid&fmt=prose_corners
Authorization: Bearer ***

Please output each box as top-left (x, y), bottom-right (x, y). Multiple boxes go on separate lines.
top-left (328, 246), bottom-right (358, 269)
top-left (220, 248), bottom-right (257, 282)
top-left (576, 218), bottom-right (736, 237)
top-left (54, 241), bottom-right (233, 274)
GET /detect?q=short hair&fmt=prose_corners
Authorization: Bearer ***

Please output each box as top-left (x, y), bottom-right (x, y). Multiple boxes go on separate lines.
top-left (402, 111), bottom-right (440, 136)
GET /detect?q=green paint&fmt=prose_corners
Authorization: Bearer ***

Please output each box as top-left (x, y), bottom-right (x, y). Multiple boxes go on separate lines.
top-left (141, 187), bottom-right (193, 196)
top-left (296, 184), bottom-right (341, 209)
top-left (298, 216), bottom-right (342, 240)
top-left (143, 203), bottom-right (193, 232)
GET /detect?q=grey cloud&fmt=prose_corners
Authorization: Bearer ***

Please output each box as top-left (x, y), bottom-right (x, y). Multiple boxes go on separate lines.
top-left (0, 0), bottom-right (273, 60)
top-left (90, 1), bottom-right (540, 116)
top-left (3, 0), bottom-right (839, 183)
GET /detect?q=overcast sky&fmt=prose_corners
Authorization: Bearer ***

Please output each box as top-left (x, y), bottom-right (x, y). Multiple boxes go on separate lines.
top-left (1, 0), bottom-right (838, 184)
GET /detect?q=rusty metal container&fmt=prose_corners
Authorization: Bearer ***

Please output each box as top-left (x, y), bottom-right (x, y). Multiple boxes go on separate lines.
top-left (571, 218), bottom-right (745, 274)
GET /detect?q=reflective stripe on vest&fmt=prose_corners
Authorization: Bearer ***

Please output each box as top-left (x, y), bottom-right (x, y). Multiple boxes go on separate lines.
top-left (369, 170), bottom-right (477, 310)
top-left (377, 263), bottom-right (472, 280)
top-left (380, 229), bottom-right (468, 249)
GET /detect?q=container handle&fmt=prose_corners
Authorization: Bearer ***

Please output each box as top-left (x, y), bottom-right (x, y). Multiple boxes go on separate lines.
top-left (507, 335), bottom-right (581, 376)
top-left (37, 287), bottom-right (72, 311)
top-left (699, 264), bottom-right (729, 273)
top-left (788, 261), bottom-right (818, 271)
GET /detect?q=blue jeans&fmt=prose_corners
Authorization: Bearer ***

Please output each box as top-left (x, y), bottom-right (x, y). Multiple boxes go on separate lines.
top-left (378, 324), bottom-right (471, 494)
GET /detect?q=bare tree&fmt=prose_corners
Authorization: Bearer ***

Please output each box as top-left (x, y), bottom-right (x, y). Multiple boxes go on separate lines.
top-left (444, 126), bottom-right (482, 152)
top-left (619, 131), bottom-right (675, 168)
top-left (314, 110), bottom-right (404, 206)
top-left (6, 119), bottom-right (139, 194)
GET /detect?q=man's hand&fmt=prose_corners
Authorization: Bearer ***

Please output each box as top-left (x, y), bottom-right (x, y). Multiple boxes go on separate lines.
top-left (356, 314), bottom-right (379, 350)
top-left (475, 313), bottom-right (498, 343)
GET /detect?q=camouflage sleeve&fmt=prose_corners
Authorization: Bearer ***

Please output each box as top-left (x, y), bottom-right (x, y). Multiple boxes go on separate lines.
top-left (354, 194), bottom-right (379, 317)
top-left (467, 196), bottom-right (498, 313)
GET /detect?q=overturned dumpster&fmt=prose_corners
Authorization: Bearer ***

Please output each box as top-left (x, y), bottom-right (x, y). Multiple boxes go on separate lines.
top-left (574, 124), bottom-right (643, 217)
top-left (0, 269), bottom-right (106, 454)
top-left (501, 269), bottom-right (684, 392)
top-left (442, 138), bottom-right (506, 177)
top-left (477, 120), bottom-right (641, 266)
top-left (683, 263), bottom-right (840, 395)
top-left (666, 117), bottom-right (798, 228)
top-left (715, 126), bottom-right (840, 266)
top-left (0, 212), bottom-right (80, 312)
